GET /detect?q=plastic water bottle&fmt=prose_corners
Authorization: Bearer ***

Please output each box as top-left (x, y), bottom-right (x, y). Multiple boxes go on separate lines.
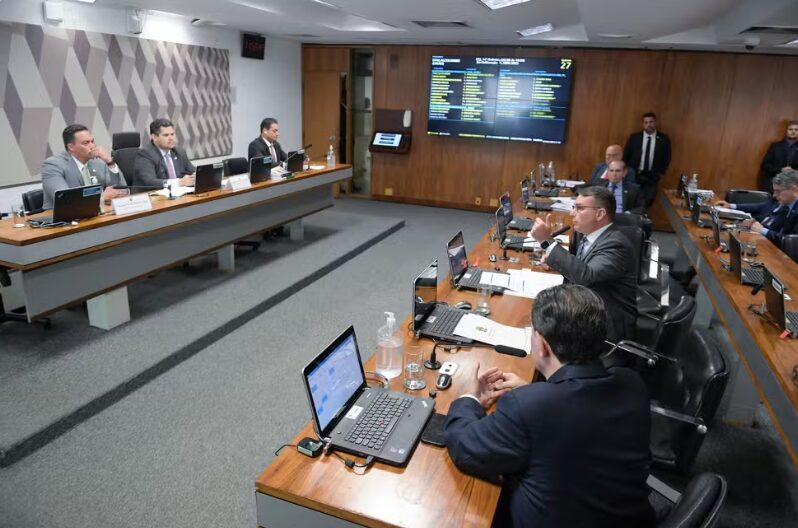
top-left (303, 152), bottom-right (310, 171)
top-left (376, 311), bottom-right (403, 379)
top-left (547, 160), bottom-right (556, 181)
top-left (688, 173), bottom-right (698, 192)
top-left (326, 145), bottom-right (336, 168)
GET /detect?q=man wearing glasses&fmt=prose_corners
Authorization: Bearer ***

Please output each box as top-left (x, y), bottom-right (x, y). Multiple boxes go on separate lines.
top-left (740, 170), bottom-right (798, 246)
top-left (531, 186), bottom-right (638, 343)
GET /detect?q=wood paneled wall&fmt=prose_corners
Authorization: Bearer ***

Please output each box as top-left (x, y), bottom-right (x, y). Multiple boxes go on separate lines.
top-left (304, 45), bottom-right (798, 226)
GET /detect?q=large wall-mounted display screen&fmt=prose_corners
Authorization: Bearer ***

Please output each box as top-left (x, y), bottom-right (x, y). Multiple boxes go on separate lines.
top-left (427, 55), bottom-right (573, 144)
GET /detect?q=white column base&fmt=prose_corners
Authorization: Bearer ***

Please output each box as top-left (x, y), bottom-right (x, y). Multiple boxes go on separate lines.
top-left (87, 286), bottom-right (131, 330)
top-left (217, 244), bottom-right (235, 272)
top-left (289, 219), bottom-right (304, 241)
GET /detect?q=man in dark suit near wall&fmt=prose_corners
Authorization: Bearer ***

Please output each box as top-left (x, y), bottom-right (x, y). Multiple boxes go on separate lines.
top-left (133, 118), bottom-right (195, 188)
top-left (248, 117), bottom-right (287, 167)
top-left (590, 144), bottom-right (635, 185)
top-left (624, 112), bottom-right (672, 207)
top-left (444, 284), bottom-right (655, 528)
top-left (531, 186), bottom-right (638, 343)
top-left (760, 120), bottom-right (798, 194)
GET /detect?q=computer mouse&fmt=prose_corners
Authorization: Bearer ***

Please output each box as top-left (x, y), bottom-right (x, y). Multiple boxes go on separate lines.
top-left (489, 254), bottom-right (497, 263)
top-left (436, 373), bottom-right (452, 390)
top-left (453, 301), bottom-right (472, 310)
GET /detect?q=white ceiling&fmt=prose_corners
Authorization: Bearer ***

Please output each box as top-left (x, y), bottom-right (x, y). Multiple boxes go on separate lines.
top-left (102, 0), bottom-right (798, 53)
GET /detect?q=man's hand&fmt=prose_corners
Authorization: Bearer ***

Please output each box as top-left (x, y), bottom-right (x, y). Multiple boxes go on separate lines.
top-left (493, 372), bottom-right (526, 392)
top-left (102, 186), bottom-right (127, 204)
top-left (461, 363), bottom-right (510, 409)
top-left (179, 174), bottom-right (195, 186)
top-left (715, 200), bottom-right (731, 208)
top-left (531, 213), bottom-right (552, 242)
top-left (91, 146), bottom-right (114, 165)
top-left (749, 220), bottom-right (764, 234)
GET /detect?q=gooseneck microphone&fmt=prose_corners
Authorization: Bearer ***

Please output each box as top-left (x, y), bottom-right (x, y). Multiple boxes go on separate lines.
top-left (550, 225), bottom-right (571, 238)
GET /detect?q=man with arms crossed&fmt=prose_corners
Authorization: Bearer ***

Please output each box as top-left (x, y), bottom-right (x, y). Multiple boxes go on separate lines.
top-left (624, 112), bottom-right (672, 207)
top-left (133, 118), bottom-right (195, 188)
top-left (41, 124), bottom-right (127, 210)
top-left (445, 284), bottom-right (654, 528)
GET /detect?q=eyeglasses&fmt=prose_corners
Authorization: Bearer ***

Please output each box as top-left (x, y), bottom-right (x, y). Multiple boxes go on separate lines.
top-left (573, 205), bottom-right (602, 212)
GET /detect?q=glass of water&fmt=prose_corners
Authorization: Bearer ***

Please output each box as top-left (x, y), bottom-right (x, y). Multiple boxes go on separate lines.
top-left (10, 203), bottom-right (25, 228)
top-left (476, 285), bottom-right (491, 316)
top-left (403, 346), bottom-right (426, 390)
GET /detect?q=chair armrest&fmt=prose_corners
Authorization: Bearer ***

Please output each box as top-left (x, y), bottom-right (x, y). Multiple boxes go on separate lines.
top-left (646, 474), bottom-right (681, 503)
top-left (651, 404), bottom-right (708, 434)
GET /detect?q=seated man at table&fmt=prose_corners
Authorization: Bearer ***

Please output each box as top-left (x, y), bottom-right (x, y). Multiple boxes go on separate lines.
top-left (41, 124), bottom-right (127, 210)
top-left (590, 144), bottom-right (636, 185)
top-left (716, 192), bottom-right (778, 223)
top-left (445, 284), bottom-right (654, 528)
top-left (248, 117), bottom-right (286, 167)
top-left (531, 186), bottom-right (638, 343)
top-left (133, 118), bottom-right (195, 188)
top-left (741, 170), bottom-right (798, 247)
top-left (600, 160), bottom-right (645, 215)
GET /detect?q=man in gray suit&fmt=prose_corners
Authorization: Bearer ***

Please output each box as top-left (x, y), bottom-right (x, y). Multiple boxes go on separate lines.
top-left (531, 186), bottom-right (638, 343)
top-left (133, 118), bottom-right (195, 187)
top-left (40, 124), bottom-right (128, 210)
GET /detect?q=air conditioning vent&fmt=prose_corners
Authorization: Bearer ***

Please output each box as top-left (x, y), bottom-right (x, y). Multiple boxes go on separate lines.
top-left (741, 26), bottom-right (798, 35)
top-left (412, 20), bottom-right (471, 29)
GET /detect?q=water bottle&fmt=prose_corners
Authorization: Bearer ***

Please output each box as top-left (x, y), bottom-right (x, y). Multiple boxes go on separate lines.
top-left (538, 162), bottom-right (547, 184)
top-left (688, 173), bottom-right (698, 192)
top-left (326, 145), bottom-right (336, 168)
top-left (547, 160), bottom-right (556, 181)
top-left (376, 311), bottom-right (403, 379)
top-left (303, 152), bottom-right (310, 171)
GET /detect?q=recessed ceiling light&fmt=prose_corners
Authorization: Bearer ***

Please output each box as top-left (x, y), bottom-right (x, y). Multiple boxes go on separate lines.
top-left (311, 0), bottom-right (338, 7)
top-left (476, 0), bottom-right (532, 11)
top-left (73, 0), bottom-right (97, 3)
top-left (517, 23), bottom-right (553, 37)
top-left (597, 33), bottom-right (634, 39)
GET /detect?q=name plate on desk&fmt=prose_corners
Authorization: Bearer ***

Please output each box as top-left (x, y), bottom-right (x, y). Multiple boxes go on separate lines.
top-left (112, 194), bottom-right (152, 216)
top-left (226, 175), bottom-right (251, 191)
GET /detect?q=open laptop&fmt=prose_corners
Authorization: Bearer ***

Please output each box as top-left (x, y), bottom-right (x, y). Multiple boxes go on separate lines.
top-left (763, 266), bottom-right (798, 336)
top-left (249, 155), bottom-right (274, 183)
top-left (193, 162), bottom-right (224, 194)
top-left (728, 232), bottom-right (763, 286)
top-left (412, 259), bottom-right (473, 344)
top-left (28, 185), bottom-right (102, 226)
top-left (710, 208), bottom-right (728, 251)
top-left (285, 151), bottom-right (305, 173)
top-left (446, 231), bottom-right (507, 294)
top-left (500, 191), bottom-right (533, 231)
top-left (520, 179), bottom-right (552, 212)
top-left (496, 206), bottom-right (532, 249)
top-left (301, 325), bottom-right (434, 466)
top-left (691, 194), bottom-right (713, 228)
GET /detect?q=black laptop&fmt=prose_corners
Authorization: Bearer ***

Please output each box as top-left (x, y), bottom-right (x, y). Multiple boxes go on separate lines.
top-left (500, 191), bottom-right (533, 231)
top-left (446, 231), bottom-right (507, 294)
top-left (301, 325), bottom-right (434, 466)
top-left (193, 162), bottom-right (224, 194)
top-left (285, 151), bottom-right (305, 173)
top-left (29, 185), bottom-right (102, 226)
top-left (763, 267), bottom-right (798, 337)
top-left (710, 208), bottom-right (728, 251)
top-left (521, 179), bottom-right (552, 211)
top-left (413, 259), bottom-right (473, 344)
top-left (691, 194), bottom-right (713, 228)
top-left (496, 206), bottom-right (533, 249)
top-left (728, 232), bottom-right (763, 286)
top-left (249, 155), bottom-right (274, 183)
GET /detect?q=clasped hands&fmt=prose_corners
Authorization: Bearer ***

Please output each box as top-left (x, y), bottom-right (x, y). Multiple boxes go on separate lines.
top-left (462, 363), bottom-right (526, 409)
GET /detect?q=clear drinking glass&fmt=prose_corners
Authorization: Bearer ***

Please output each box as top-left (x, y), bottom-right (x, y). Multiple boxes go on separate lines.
top-left (403, 346), bottom-right (426, 390)
top-left (10, 203), bottom-right (25, 227)
top-left (476, 285), bottom-right (491, 316)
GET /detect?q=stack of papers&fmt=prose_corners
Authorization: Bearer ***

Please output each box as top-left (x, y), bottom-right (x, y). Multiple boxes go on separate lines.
top-left (556, 179), bottom-right (585, 189)
top-left (550, 197), bottom-right (575, 212)
top-left (453, 313), bottom-right (532, 354)
top-left (479, 271), bottom-right (510, 289)
top-left (505, 269), bottom-right (564, 299)
top-left (153, 186), bottom-right (193, 198)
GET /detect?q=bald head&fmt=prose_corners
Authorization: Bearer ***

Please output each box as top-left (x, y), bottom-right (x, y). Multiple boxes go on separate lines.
top-left (605, 145), bottom-right (623, 165)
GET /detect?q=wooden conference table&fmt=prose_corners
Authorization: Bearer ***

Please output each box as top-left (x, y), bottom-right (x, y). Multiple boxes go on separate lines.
top-left (255, 206), bottom-right (570, 528)
top-left (659, 191), bottom-right (798, 464)
top-left (0, 164), bottom-right (352, 328)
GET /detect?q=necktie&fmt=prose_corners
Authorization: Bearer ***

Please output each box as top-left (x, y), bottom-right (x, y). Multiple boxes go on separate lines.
top-left (576, 237), bottom-right (589, 260)
top-left (610, 183), bottom-right (622, 212)
top-left (164, 152), bottom-right (177, 180)
top-left (269, 144), bottom-right (278, 165)
top-left (764, 206), bottom-right (788, 229)
top-left (643, 136), bottom-right (651, 172)
top-left (80, 164), bottom-right (91, 186)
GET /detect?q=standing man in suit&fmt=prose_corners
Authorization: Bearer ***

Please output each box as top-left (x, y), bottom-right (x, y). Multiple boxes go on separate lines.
top-left (248, 117), bottom-right (287, 167)
top-left (743, 170), bottom-right (798, 247)
top-left (590, 144), bottom-right (635, 185)
top-left (602, 160), bottom-right (645, 215)
top-left (760, 120), bottom-right (798, 193)
top-left (41, 124), bottom-right (127, 210)
top-left (531, 186), bottom-right (638, 343)
top-left (624, 112), bottom-right (672, 207)
top-left (133, 118), bottom-right (195, 188)
top-left (444, 284), bottom-right (655, 528)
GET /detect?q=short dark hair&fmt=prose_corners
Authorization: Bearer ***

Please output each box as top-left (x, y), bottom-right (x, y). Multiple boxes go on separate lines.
top-left (149, 118), bottom-right (174, 135)
top-left (577, 185), bottom-right (616, 222)
top-left (62, 124), bottom-right (89, 149)
top-left (532, 284), bottom-right (607, 364)
top-left (642, 112), bottom-right (657, 120)
top-left (260, 117), bottom-right (278, 132)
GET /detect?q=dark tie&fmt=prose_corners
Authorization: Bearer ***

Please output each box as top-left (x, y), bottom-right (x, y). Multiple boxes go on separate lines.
top-left (576, 237), bottom-right (589, 260)
top-left (643, 136), bottom-right (651, 172)
top-left (764, 206), bottom-right (789, 230)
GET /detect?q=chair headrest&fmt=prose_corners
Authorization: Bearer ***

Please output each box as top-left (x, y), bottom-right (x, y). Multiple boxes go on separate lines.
top-left (112, 132), bottom-right (141, 150)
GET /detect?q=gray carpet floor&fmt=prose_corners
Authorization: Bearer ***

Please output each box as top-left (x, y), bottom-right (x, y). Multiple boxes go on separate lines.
top-left (1, 198), bottom-right (796, 527)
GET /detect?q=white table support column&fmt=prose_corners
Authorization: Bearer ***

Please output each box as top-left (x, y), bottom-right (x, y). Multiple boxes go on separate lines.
top-left (217, 244), bottom-right (235, 272)
top-left (87, 286), bottom-right (131, 330)
top-left (289, 219), bottom-right (304, 241)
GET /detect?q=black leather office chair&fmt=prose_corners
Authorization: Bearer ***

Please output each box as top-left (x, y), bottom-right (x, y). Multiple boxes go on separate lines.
top-left (111, 131), bottom-right (142, 183)
top-left (22, 189), bottom-right (44, 214)
top-left (725, 189), bottom-right (770, 205)
top-left (650, 472), bottom-right (727, 528)
top-left (781, 234), bottom-right (798, 264)
top-left (223, 157), bottom-right (248, 177)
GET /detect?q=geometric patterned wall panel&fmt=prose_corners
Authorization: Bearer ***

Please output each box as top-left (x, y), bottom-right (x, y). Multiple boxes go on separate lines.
top-left (0, 22), bottom-right (231, 187)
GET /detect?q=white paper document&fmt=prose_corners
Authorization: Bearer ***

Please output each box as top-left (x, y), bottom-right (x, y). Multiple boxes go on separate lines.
top-left (479, 271), bottom-right (511, 288)
top-left (556, 179), bottom-right (585, 189)
top-left (153, 186), bottom-right (193, 198)
top-left (713, 206), bottom-right (751, 219)
top-left (504, 269), bottom-right (564, 299)
top-left (453, 313), bottom-right (532, 354)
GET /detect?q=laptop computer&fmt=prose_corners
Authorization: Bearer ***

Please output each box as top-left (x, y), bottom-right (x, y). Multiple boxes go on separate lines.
top-left (412, 259), bottom-right (473, 344)
top-left (29, 185), bottom-right (102, 226)
top-left (496, 206), bottom-right (532, 249)
top-left (249, 155), bottom-right (274, 183)
top-left (710, 208), bottom-right (728, 251)
top-left (446, 231), bottom-right (507, 294)
top-left (676, 174), bottom-right (687, 197)
top-left (301, 325), bottom-right (435, 466)
top-left (521, 179), bottom-right (552, 212)
top-left (691, 194), bottom-right (712, 228)
top-left (500, 191), bottom-right (533, 231)
top-left (728, 232), bottom-right (763, 286)
top-left (285, 151), bottom-right (305, 173)
top-left (763, 267), bottom-right (798, 336)
top-left (193, 162), bottom-right (224, 194)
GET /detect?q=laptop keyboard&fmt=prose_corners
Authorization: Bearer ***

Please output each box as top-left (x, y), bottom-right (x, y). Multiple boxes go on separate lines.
top-left (426, 306), bottom-right (463, 336)
top-left (504, 234), bottom-right (528, 246)
top-left (458, 268), bottom-right (482, 288)
top-left (787, 312), bottom-right (798, 332)
top-left (742, 268), bottom-right (764, 284)
top-left (344, 392), bottom-right (412, 451)
top-left (508, 218), bottom-right (533, 231)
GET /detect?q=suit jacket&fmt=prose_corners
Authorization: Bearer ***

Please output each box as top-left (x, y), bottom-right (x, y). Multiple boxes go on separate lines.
top-left (736, 199), bottom-right (778, 222)
top-left (589, 163), bottom-right (636, 186)
top-left (132, 142), bottom-right (195, 187)
top-left (247, 137), bottom-right (287, 166)
top-left (623, 131), bottom-right (672, 180)
top-left (546, 225), bottom-right (637, 342)
top-left (601, 180), bottom-right (645, 215)
top-left (40, 152), bottom-right (127, 210)
top-left (761, 139), bottom-right (798, 186)
top-left (444, 362), bottom-right (655, 528)
top-left (763, 205), bottom-right (798, 247)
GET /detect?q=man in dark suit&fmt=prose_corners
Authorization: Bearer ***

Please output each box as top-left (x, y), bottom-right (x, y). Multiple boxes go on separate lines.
top-left (601, 160), bottom-right (645, 215)
top-left (133, 118), bottom-right (195, 188)
top-left (444, 284), bottom-right (654, 528)
top-left (743, 170), bottom-right (798, 247)
top-left (40, 124), bottom-right (127, 210)
top-left (590, 144), bottom-right (635, 185)
top-left (760, 120), bottom-right (798, 193)
top-left (532, 186), bottom-right (638, 343)
top-left (248, 117), bottom-right (287, 167)
top-left (715, 195), bottom-right (778, 222)
top-left (624, 112), bottom-right (672, 207)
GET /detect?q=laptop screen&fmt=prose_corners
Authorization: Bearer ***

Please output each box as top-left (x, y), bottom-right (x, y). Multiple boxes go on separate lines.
top-left (249, 155), bottom-right (273, 180)
top-left (303, 326), bottom-right (367, 437)
top-left (691, 194), bottom-right (703, 224)
top-left (446, 232), bottom-right (469, 284)
top-left (763, 267), bottom-right (787, 331)
top-left (500, 192), bottom-right (512, 222)
top-left (728, 232), bottom-right (743, 280)
top-left (495, 206), bottom-right (509, 243)
top-left (413, 260), bottom-right (438, 332)
top-left (711, 209), bottom-right (725, 249)
top-left (521, 180), bottom-right (529, 204)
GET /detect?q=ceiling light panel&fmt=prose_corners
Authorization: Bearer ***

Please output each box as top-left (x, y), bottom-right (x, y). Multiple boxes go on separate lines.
top-left (476, 0), bottom-right (532, 10)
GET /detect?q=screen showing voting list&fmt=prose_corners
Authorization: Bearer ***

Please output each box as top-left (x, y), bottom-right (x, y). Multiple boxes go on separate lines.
top-left (427, 55), bottom-right (573, 144)
top-left (373, 132), bottom-right (402, 148)
top-left (307, 333), bottom-right (363, 432)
